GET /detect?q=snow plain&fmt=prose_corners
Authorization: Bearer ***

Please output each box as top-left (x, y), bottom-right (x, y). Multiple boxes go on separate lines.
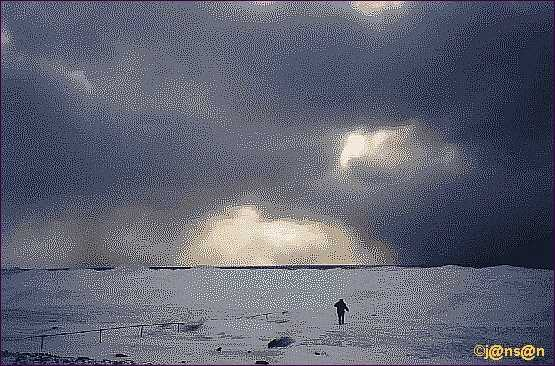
top-left (1, 265), bottom-right (553, 364)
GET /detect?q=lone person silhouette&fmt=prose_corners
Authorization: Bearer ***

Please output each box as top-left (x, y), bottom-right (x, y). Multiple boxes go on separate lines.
top-left (334, 299), bottom-right (349, 325)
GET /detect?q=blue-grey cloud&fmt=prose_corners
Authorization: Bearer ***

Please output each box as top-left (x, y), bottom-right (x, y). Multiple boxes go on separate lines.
top-left (1, 1), bottom-right (552, 268)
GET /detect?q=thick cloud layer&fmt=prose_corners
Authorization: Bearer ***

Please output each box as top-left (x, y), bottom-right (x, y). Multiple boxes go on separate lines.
top-left (1, 1), bottom-right (552, 268)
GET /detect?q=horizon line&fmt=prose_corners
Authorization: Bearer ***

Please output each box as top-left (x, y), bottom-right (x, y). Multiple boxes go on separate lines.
top-left (1, 263), bottom-right (552, 271)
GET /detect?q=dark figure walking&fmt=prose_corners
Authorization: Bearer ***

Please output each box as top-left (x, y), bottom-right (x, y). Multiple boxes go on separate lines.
top-left (334, 299), bottom-right (349, 325)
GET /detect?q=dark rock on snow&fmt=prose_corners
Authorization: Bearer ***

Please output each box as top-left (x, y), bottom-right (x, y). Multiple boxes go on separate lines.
top-left (267, 336), bottom-right (294, 348)
top-left (182, 323), bottom-right (203, 332)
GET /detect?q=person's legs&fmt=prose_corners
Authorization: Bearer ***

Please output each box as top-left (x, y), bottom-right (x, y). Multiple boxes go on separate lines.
top-left (339, 312), bottom-right (345, 325)
top-left (337, 312), bottom-right (341, 325)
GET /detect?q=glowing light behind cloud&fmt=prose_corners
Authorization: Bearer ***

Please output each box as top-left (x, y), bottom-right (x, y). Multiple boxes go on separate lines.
top-left (338, 123), bottom-right (468, 176)
top-left (350, 1), bottom-right (406, 15)
top-left (180, 205), bottom-right (395, 266)
top-left (340, 132), bottom-right (370, 169)
top-left (340, 126), bottom-right (412, 170)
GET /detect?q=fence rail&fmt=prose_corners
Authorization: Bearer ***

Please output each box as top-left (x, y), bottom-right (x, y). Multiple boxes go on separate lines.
top-left (2, 310), bottom-right (289, 352)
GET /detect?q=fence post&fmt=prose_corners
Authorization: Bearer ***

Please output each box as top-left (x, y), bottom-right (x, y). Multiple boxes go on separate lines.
top-left (99, 329), bottom-right (102, 343)
top-left (140, 326), bottom-right (144, 338)
top-left (40, 336), bottom-right (44, 352)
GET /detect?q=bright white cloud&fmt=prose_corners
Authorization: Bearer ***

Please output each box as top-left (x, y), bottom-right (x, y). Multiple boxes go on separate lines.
top-left (350, 1), bottom-right (406, 15)
top-left (180, 205), bottom-right (395, 266)
top-left (338, 123), bottom-right (469, 177)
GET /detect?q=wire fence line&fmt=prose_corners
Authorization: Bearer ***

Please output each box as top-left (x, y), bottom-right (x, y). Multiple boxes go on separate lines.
top-left (1, 310), bottom-right (290, 352)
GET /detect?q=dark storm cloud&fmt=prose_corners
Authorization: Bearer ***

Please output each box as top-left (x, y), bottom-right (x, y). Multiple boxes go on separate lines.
top-left (1, 1), bottom-right (552, 268)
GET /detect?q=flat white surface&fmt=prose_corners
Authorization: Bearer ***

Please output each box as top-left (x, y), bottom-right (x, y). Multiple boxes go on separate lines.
top-left (1, 266), bottom-right (553, 364)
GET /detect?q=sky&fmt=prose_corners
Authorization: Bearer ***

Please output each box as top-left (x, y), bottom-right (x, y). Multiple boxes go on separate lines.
top-left (0, 1), bottom-right (552, 269)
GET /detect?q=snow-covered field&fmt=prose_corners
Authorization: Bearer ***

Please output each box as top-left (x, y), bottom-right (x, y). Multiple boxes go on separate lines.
top-left (1, 266), bottom-right (553, 364)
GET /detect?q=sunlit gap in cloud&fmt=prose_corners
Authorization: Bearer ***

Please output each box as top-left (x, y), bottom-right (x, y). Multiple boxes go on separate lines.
top-left (338, 123), bottom-right (468, 175)
top-left (339, 129), bottom-right (398, 170)
top-left (179, 205), bottom-right (396, 267)
top-left (350, 1), bottom-right (406, 16)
